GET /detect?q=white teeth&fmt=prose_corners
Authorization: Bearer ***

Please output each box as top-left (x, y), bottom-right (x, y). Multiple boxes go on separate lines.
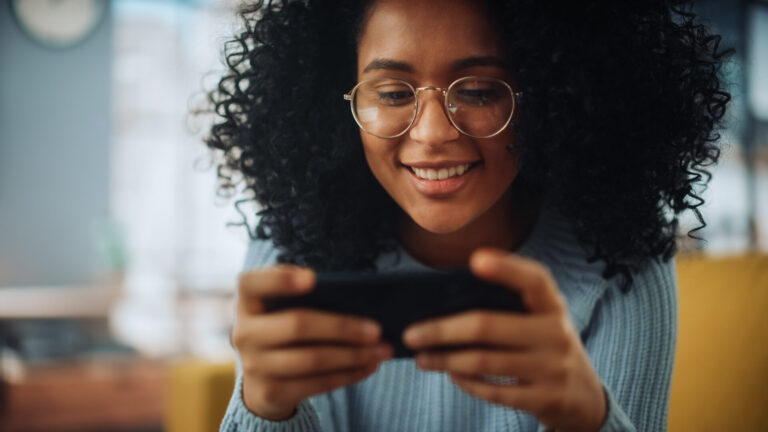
top-left (411, 163), bottom-right (472, 180)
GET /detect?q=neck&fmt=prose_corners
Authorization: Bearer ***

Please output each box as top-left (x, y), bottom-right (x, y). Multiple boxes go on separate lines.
top-left (398, 181), bottom-right (540, 269)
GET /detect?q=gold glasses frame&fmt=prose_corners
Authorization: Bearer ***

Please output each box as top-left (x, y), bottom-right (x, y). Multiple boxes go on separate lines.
top-left (343, 75), bottom-right (522, 139)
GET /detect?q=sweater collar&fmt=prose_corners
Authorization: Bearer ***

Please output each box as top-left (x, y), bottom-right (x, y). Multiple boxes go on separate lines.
top-left (375, 194), bottom-right (608, 332)
top-left (376, 194), bottom-right (594, 272)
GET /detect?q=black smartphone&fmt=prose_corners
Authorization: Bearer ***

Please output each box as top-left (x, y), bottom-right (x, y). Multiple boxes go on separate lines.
top-left (262, 270), bottom-right (525, 358)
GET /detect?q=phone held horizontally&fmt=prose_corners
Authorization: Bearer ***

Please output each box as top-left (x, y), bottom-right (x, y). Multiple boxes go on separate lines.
top-left (263, 270), bottom-right (525, 358)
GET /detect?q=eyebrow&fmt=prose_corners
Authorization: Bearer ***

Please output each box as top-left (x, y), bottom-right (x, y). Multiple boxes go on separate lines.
top-left (362, 58), bottom-right (414, 73)
top-left (362, 56), bottom-right (508, 74)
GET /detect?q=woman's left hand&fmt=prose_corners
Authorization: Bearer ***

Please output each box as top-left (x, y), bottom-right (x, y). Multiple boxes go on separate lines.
top-left (402, 248), bottom-right (607, 432)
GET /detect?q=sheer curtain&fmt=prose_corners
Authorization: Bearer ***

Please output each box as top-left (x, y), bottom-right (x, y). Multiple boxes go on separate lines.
top-left (110, 0), bottom-right (249, 359)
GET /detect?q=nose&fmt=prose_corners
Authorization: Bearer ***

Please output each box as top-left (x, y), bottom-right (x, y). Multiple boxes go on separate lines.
top-left (408, 90), bottom-right (461, 144)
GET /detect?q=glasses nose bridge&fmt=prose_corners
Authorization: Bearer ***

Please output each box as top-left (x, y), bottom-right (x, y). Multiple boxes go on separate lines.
top-left (413, 85), bottom-right (450, 119)
top-left (414, 86), bottom-right (448, 103)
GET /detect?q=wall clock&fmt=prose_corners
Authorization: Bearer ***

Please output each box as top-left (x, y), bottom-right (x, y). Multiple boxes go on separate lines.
top-left (10, 0), bottom-right (107, 49)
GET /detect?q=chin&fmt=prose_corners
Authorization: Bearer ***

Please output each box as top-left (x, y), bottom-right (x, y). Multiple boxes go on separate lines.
top-left (409, 211), bottom-right (471, 235)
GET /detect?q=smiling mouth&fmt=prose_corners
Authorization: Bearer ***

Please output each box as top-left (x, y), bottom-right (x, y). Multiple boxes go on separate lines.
top-left (406, 162), bottom-right (481, 180)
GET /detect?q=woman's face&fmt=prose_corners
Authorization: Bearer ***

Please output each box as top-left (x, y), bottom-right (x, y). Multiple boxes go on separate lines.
top-left (357, 0), bottom-right (521, 235)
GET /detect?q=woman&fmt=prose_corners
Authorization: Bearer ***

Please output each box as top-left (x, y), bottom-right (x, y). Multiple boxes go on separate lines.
top-left (207, 0), bottom-right (730, 430)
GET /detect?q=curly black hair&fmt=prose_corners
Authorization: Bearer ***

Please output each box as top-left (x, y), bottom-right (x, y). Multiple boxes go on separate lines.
top-left (205, 0), bottom-right (732, 291)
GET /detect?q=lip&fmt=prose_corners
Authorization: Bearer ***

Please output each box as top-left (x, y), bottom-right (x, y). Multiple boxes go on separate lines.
top-left (405, 162), bottom-right (480, 197)
top-left (403, 160), bottom-right (479, 169)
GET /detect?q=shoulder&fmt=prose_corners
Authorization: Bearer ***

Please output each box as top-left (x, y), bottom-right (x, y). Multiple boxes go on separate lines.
top-left (242, 237), bottom-right (281, 271)
top-left (613, 255), bottom-right (678, 328)
top-left (582, 255), bottom-right (678, 353)
top-left (516, 201), bottom-right (608, 332)
top-left (630, 255), bottom-right (677, 299)
top-left (603, 256), bottom-right (677, 317)
top-left (519, 199), bottom-right (677, 332)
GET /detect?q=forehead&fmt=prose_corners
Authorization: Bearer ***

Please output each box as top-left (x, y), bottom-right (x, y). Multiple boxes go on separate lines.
top-left (357, 0), bottom-right (504, 76)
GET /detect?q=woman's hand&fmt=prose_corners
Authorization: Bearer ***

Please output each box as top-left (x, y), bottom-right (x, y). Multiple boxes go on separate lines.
top-left (233, 265), bottom-right (393, 421)
top-left (402, 248), bottom-right (607, 432)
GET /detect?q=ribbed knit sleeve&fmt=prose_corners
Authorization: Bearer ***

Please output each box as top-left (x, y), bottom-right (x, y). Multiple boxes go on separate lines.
top-left (220, 239), bottom-right (325, 432)
top-left (584, 257), bottom-right (678, 432)
top-left (220, 371), bottom-right (323, 432)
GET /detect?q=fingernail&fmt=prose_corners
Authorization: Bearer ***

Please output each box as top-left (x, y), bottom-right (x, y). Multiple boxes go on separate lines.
top-left (472, 250), bottom-right (499, 272)
top-left (404, 327), bottom-right (425, 344)
top-left (293, 270), bottom-right (314, 290)
top-left (363, 322), bottom-right (380, 338)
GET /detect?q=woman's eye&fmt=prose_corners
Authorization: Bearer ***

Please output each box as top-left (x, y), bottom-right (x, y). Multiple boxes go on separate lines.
top-left (377, 91), bottom-right (414, 106)
top-left (455, 89), bottom-right (500, 106)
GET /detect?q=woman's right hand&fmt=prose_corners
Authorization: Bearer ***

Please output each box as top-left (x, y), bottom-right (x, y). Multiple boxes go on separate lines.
top-left (232, 264), bottom-right (393, 421)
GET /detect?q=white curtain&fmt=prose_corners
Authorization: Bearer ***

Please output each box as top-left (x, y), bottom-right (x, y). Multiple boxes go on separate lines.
top-left (110, 0), bottom-right (249, 360)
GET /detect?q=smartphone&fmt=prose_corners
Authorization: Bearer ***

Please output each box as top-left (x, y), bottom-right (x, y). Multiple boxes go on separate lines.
top-left (262, 269), bottom-right (525, 358)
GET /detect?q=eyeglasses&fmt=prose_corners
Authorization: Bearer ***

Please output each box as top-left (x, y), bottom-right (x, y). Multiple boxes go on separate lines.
top-left (343, 76), bottom-right (521, 139)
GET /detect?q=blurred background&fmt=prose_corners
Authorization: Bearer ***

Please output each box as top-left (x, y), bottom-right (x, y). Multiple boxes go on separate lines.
top-left (0, 0), bottom-right (766, 431)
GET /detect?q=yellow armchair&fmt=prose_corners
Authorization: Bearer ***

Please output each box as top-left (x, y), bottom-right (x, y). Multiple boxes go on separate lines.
top-left (668, 253), bottom-right (768, 431)
top-left (165, 360), bottom-right (237, 432)
top-left (166, 254), bottom-right (768, 431)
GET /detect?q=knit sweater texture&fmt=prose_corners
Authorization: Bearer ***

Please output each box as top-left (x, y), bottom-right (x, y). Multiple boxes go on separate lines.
top-left (221, 202), bottom-right (678, 431)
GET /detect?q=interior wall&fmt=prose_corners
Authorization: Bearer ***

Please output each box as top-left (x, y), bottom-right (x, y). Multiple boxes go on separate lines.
top-left (0, 3), bottom-right (112, 287)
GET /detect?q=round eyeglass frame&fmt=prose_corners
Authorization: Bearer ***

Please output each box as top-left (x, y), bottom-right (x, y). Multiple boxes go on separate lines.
top-left (343, 75), bottom-right (522, 139)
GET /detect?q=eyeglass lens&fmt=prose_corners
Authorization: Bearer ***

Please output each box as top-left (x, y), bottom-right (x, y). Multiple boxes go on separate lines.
top-left (352, 77), bottom-right (513, 138)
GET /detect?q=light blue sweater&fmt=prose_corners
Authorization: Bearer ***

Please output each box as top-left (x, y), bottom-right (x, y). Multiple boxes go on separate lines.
top-left (221, 202), bottom-right (678, 431)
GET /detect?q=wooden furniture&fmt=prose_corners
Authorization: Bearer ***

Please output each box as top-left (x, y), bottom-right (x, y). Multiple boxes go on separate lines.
top-left (1, 356), bottom-right (167, 432)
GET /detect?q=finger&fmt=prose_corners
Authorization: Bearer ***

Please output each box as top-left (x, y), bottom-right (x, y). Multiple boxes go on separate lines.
top-left (449, 372), bottom-right (550, 415)
top-left (470, 248), bottom-right (566, 314)
top-left (232, 308), bottom-right (382, 349)
top-left (403, 310), bottom-right (550, 350)
top-left (237, 265), bottom-right (315, 315)
top-left (252, 343), bottom-right (393, 378)
top-left (416, 349), bottom-right (550, 379)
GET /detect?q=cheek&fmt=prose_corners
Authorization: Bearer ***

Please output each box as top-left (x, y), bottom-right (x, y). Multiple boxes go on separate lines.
top-left (360, 135), bottom-right (396, 185)
top-left (490, 151), bottom-right (520, 181)
top-left (483, 134), bottom-right (520, 180)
